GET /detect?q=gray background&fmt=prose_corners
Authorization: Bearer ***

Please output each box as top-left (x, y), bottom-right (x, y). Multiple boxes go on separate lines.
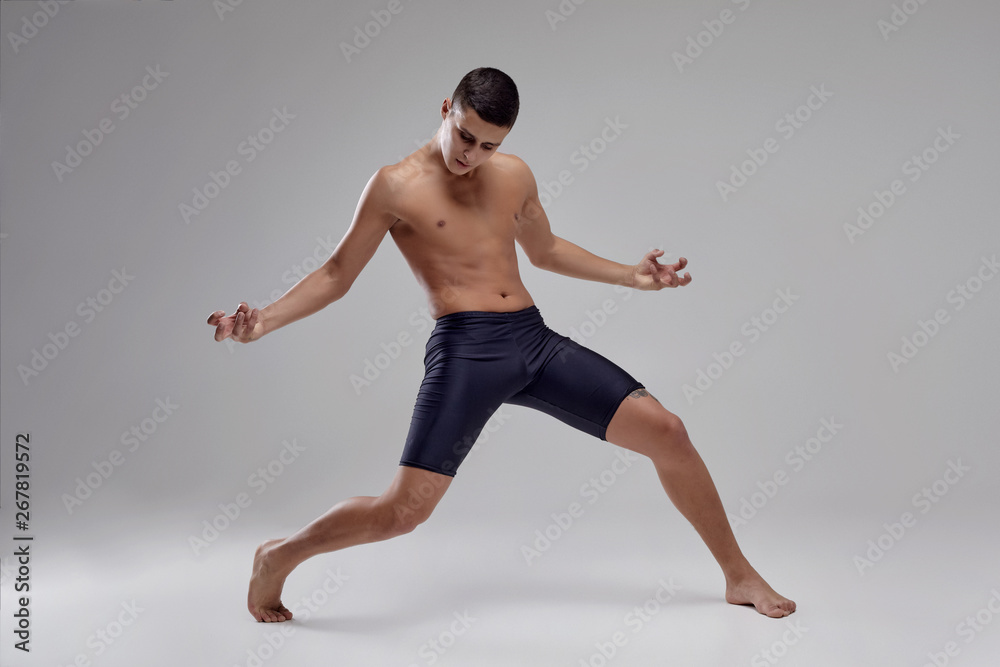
top-left (1, 1), bottom-right (998, 666)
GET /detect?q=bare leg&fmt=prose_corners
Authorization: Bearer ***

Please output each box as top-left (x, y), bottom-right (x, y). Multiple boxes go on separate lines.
top-left (605, 390), bottom-right (796, 618)
top-left (248, 465), bottom-right (452, 622)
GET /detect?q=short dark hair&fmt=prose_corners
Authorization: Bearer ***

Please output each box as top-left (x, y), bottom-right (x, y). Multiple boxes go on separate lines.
top-left (451, 67), bottom-right (519, 129)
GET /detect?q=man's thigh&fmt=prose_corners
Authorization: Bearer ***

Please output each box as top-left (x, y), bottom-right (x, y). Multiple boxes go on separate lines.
top-left (507, 338), bottom-right (644, 441)
top-left (399, 331), bottom-right (523, 477)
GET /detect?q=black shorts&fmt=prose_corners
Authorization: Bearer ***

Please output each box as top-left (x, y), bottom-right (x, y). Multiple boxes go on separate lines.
top-left (399, 306), bottom-right (644, 477)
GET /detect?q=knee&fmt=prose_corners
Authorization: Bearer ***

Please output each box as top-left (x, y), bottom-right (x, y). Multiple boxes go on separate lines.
top-left (371, 498), bottom-right (434, 540)
top-left (652, 410), bottom-right (694, 455)
top-left (657, 409), bottom-right (688, 441)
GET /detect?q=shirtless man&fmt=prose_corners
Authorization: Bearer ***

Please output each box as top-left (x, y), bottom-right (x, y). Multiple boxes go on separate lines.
top-left (207, 68), bottom-right (795, 623)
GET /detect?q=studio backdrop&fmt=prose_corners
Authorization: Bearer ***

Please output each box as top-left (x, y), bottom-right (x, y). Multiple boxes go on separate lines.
top-left (1, 1), bottom-right (998, 666)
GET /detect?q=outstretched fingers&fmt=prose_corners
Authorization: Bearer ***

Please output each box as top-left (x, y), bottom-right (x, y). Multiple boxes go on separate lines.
top-left (643, 248), bottom-right (665, 266)
top-left (667, 256), bottom-right (692, 286)
top-left (232, 303), bottom-right (260, 342)
top-left (207, 302), bottom-right (259, 342)
top-left (207, 308), bottom-right (233, 342)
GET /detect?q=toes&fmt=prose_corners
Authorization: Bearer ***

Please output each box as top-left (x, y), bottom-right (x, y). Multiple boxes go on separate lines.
top-left (764, 601), bottom-right (795, 618)
top-left (255, 605), bottom-right (291, 623)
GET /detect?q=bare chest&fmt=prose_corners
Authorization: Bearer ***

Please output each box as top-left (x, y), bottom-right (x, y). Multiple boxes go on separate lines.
top-left (390, 178), bottom-right (524, 248)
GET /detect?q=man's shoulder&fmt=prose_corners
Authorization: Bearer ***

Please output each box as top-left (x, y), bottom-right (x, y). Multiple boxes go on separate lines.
top-left (374, 156), bottom-right (428, 190)
top-left (365, 161), bottom-right (417, 207)
top-left (492, 151), bottom-right (530, 172)
top-left (377, 152), bottom-right (533, 184)
top-left (488, 152), bottom-right (535, 189)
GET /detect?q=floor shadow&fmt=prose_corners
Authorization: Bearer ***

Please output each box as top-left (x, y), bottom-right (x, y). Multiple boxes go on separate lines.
top-left (295, 573), bottom-right (724, 634)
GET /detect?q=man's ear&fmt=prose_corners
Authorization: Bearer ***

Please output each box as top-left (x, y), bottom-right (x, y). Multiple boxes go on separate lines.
top-left (440, 98), bottom-right (451, 120)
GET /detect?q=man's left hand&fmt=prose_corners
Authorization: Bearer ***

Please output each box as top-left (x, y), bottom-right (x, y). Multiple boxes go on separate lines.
top-left (632, 250), bottom-right (692, 290)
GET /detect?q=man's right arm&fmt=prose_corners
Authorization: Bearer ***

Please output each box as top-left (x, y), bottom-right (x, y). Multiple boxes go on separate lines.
top-left (208, 168), bottom-right (398, 343)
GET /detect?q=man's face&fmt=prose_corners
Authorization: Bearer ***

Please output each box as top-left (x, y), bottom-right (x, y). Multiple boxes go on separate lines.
top-left (439, 99), bottom-right (510, 174)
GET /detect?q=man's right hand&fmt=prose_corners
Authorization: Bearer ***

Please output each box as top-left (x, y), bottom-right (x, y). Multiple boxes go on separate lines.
top-left (208, 302), bottom-right (264, 343)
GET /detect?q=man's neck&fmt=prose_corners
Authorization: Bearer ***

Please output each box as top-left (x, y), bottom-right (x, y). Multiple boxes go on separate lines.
top-left (422, 136), bottom-right (480, 182)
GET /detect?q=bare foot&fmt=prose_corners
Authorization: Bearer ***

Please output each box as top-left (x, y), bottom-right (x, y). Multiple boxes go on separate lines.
top-left (726, 571), bottom-right (796, 618)
top-left (248, 539), bottom-right (293, 622)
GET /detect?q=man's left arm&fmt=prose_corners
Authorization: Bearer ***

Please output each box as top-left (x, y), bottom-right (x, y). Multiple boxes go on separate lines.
top-left (513, 157), bottom-right (691, 291)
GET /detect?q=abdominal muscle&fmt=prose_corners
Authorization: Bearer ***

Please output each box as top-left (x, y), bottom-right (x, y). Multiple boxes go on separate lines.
top-left (420, 266), bottom-right (535, 319)
top-left (387, 157), bottom-right (536, 319)
top-left (401, 246), bottom-right (535, 319)
top-left (430, 286), bottom-right (535, 319)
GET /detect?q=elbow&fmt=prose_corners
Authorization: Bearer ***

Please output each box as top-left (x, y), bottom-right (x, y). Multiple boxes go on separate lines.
top-left (327, 274), bottom-right (352, 305)
top-left (529, 252), bottom-right (549, 270)
top-left (528, 243), bottom-right (556, 271)
top-left (319, 260), bottom-right (350, 304)
top-left (327, 283), bottom-right (349, 306)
